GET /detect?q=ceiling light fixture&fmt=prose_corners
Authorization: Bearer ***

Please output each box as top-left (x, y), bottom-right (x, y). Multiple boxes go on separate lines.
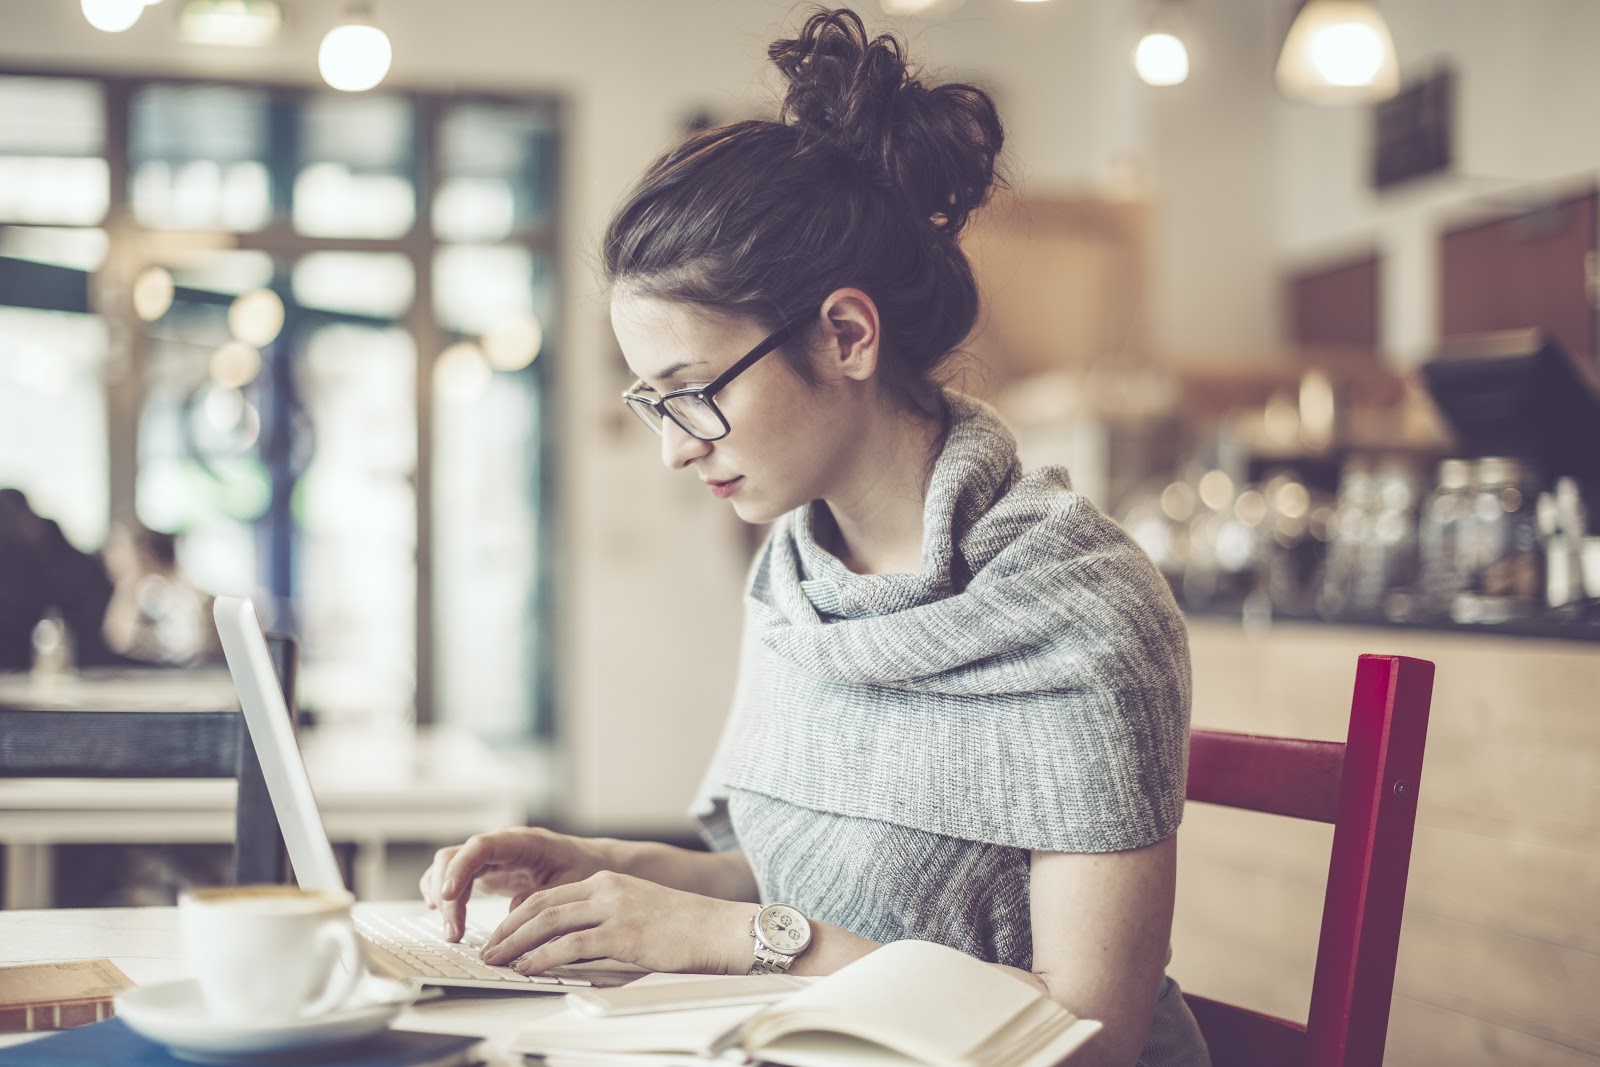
top-left (178, 0), bottom-right (283, 47)
top-left (318, 2), bottom-right (393, 93)
top-left (80, 0), bottom-right (147, 33)
top-left (1134, 1), bottom-right (1189, 87)
top-left (1276, 0), bottom-right (1399, 103)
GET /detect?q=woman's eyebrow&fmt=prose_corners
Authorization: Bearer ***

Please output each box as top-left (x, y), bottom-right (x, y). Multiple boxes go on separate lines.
top-left (648, 359), bottom-right (704, 383)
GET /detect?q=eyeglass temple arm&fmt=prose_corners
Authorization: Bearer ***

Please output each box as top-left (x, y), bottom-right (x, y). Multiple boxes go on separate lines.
top-left (702, 314), bottom-right (814, 397)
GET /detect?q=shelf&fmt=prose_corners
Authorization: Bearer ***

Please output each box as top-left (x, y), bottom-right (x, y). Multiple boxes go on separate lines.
top-left (1181, 604), bottom-right (1600, 645)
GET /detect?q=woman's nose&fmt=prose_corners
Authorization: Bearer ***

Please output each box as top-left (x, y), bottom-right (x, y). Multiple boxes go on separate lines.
top-left (660, 418), bottom-right (711, 470)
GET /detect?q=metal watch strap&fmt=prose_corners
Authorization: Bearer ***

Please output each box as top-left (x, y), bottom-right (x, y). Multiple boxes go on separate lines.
top-left (748, 911), bottom-right (796, 975)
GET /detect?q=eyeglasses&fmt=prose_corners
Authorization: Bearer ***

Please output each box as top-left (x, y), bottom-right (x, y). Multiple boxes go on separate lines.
top-left (620, 313), bottom-right (813, 442)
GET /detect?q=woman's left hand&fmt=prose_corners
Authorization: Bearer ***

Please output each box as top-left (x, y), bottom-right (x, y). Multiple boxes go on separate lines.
top-left (478, 870), bottom-right (754, 976)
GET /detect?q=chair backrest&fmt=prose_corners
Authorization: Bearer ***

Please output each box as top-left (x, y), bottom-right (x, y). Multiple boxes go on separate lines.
top-left (1183, 653), bottom-right (1436, 1067)
top-left (0, 633), bottom-right (300, 891)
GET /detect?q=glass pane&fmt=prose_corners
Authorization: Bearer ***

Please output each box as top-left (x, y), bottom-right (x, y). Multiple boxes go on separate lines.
top-left (295, 323), bottom-right (417, 725)
top-left (292, 252), bottom-right (414, 319)
top-left (434, 244), bottom-right (556, 337)
top-left (131, 84), bottom-right (272, 230)
top-left (137, 298), bottom-right (268, 540)
top-left (433, 369), bottom-right (540, 738)
top-left (434, 102), bottom-right (557, 242)
top-left (294, 94), bottom-right (414, 239)
top-left (0, 157), bottom-right (109, 226)
top-left (0, 307), bottom-right (109, 550)
top-left (0, 227), bottom-right (108, 272)
top-left (0, 77), bottom-right (104, 156)
top-left (168, 249), bottom-right (276, 298)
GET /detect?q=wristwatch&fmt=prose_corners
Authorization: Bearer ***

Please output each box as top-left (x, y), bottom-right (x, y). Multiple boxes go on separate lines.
top-left (748, 902), bottom-right (812, 975)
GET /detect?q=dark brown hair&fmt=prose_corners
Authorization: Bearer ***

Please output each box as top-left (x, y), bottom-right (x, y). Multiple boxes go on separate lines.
top-left (601, 7), bottom-right (1006, 416)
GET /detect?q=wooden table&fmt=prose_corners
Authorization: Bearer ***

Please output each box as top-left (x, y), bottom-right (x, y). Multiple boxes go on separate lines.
top-left (0, 903), bottom-right (570, 1065)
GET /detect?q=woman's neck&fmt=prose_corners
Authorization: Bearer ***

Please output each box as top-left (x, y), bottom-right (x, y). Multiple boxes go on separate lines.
top-left (817, 407), bottom-right (944, 576)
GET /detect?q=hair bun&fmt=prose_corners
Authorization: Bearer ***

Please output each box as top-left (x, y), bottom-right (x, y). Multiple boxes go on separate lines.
top-left (768, 8), bottom-right (1004, 236)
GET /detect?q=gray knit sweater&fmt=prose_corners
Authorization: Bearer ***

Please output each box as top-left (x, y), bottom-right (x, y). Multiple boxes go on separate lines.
top-left (693, 394), bottom-right (1209, 1067)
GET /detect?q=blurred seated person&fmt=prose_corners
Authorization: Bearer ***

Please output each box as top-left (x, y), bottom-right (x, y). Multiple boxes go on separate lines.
top-left (0, 488), bottom-right (124, 672)
top-left (102, 522), bottom-right (209, 666)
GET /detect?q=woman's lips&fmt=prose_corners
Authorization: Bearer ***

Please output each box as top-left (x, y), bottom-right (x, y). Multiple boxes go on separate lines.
top-left (708, 477), bottom-right (744, 499)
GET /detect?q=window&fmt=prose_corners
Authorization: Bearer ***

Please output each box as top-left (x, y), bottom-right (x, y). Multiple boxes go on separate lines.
top-left (0, 69), bottom-right (561, 738)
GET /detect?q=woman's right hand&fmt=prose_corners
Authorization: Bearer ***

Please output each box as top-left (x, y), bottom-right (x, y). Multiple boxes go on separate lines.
top-left (420, 827), bottom-right (608, 942)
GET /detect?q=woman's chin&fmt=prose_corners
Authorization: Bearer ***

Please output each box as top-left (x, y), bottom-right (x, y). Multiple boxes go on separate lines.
top-left (730, 495), bottom-right (784, 526)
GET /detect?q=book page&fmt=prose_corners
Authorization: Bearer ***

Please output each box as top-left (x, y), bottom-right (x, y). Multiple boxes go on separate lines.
top-left (754, 1019), bottom-right (1101, 1067)
top-left (510, 1001), bottom-right (761, 1056)
top-left (740, 940), bottom-right (1071, 1067)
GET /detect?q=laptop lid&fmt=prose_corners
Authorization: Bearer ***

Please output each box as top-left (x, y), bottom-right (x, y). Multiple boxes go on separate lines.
top-left (213, 595), bottom-right (347, 894)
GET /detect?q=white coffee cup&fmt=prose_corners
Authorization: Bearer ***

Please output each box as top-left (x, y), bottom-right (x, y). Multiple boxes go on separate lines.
top-left (179, 885), bottom-right (366, 1025)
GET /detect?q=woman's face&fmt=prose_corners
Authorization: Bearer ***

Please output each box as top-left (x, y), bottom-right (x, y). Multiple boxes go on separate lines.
top-left (610, 293), bottom-right (865, 525)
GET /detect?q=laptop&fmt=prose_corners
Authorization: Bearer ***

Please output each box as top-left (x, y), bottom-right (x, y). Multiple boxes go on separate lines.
top-left (212, 595), bottom-right (639, 992)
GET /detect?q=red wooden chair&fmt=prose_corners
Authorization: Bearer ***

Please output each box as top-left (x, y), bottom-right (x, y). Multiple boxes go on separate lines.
top-left (1183, 653), bottom-right (1436, 1067)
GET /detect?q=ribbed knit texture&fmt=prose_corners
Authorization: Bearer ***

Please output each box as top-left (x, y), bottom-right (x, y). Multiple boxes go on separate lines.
top-left (700, 392), bottom-right (1191, 851)
top-left (692, 393), bottom-right (1209, 1066)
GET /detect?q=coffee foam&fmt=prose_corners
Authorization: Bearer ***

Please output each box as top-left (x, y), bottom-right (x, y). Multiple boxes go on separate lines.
top-left (184, 886), bottom-right (351, 915)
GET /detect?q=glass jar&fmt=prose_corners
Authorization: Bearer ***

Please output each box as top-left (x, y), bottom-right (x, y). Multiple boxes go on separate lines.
top-left (1320, 460), bottom-right (1373, 617)
top-left (1369, 458), bottom-right (1422, 620)
top-left (1452, 456), bottom-right (1545, 623)
top-left (1417, 458), bottom-right (1473, 619)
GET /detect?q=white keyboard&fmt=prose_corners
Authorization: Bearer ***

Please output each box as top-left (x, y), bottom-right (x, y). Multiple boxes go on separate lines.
top-left (354, 907), bottom-right (589, 990)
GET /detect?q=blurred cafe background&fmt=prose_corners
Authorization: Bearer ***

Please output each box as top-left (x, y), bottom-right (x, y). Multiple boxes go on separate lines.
top-left (1, 1), bottom-right (1598, 1063)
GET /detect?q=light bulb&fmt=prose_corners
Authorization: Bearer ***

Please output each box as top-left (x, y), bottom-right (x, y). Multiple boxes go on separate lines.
top-left (1135, 32), bottom-right (1189, 86)
top-left (1309, 22), bottom-right (1384, 86)
top-left (81, 0), bottom-right (145, 32)
top-left (1276, 0), bottom-right (1399, 103)
top-left (210, 341), bottom-right (262, 389)
top-left (483, 314), bottom-right (544, 372)
top-left (434, 342), bottom-right (492, 401)
top-left (228, 289), bottom-right (285, 347)
top-left (318, 21), bottom-right (392, 92)
top-left (132, 266), bottom-right (175, 321)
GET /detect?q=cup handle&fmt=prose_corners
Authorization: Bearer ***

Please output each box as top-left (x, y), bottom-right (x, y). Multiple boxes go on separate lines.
top-left (301, 922), bottom-right (366, 1017)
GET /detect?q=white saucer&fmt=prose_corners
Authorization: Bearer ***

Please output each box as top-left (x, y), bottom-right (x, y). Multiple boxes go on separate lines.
top-left (114, 974), bottom-right (419, 1065)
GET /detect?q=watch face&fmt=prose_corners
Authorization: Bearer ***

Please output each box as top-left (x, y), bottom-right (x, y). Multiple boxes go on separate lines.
top-left (757, 905), bottom-right (811, 954)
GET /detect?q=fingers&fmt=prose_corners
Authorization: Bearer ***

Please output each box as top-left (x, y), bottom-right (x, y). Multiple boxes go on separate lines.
top-left (481, 901), bottom-right (606, 971)
top-left (419, 846), bottom-right (459, 913)
top-left (441, 831), bottom-right (547, 940)
top-left (510, 927), bottom-right (605, 978)
top-left (439, 832), bottom-right (522, 941)
top-left (483, 880), bottom-right (596, 956)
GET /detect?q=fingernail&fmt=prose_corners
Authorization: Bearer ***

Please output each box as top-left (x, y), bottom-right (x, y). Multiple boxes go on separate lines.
top-left (442, 878), bottom-right (456, 898)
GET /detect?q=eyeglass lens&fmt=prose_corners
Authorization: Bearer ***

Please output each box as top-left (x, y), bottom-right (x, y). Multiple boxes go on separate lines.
top-left (625, 393), bottom-right (727, 440)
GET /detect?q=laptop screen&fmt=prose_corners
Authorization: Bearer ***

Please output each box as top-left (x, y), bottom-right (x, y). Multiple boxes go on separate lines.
top-left (213, 595), bottom-right (348, 894)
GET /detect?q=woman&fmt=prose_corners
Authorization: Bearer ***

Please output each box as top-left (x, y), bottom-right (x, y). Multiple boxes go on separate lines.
top-left (421, 9), bottom-right (1208, 1065)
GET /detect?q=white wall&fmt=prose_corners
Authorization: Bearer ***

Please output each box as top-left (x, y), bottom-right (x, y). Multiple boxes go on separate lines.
top-left (0, 0), bottom-right (1288, 832)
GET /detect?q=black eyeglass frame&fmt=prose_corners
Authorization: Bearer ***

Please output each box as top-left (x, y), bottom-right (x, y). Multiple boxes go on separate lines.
top-left (620, 312), bottom-right (814, 442)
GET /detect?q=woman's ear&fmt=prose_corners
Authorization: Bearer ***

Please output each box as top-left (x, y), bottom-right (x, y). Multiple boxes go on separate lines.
top-left (815, 288), bottom-right (880, 383)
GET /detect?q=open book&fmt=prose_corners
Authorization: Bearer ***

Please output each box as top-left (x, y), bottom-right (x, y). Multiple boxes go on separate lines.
top-left (511, 939), bottom-right (1101, 1067)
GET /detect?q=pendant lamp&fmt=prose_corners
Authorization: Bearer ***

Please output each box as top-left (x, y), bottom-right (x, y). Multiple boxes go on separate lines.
top-left (1276, 0), bottom-right (1399, 103)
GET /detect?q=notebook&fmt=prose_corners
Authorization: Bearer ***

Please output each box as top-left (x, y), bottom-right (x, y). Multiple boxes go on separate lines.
top-left (0, 1019), bottom-right (479, 1067)
top-left (213, 595), bottom-right (640, 993)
